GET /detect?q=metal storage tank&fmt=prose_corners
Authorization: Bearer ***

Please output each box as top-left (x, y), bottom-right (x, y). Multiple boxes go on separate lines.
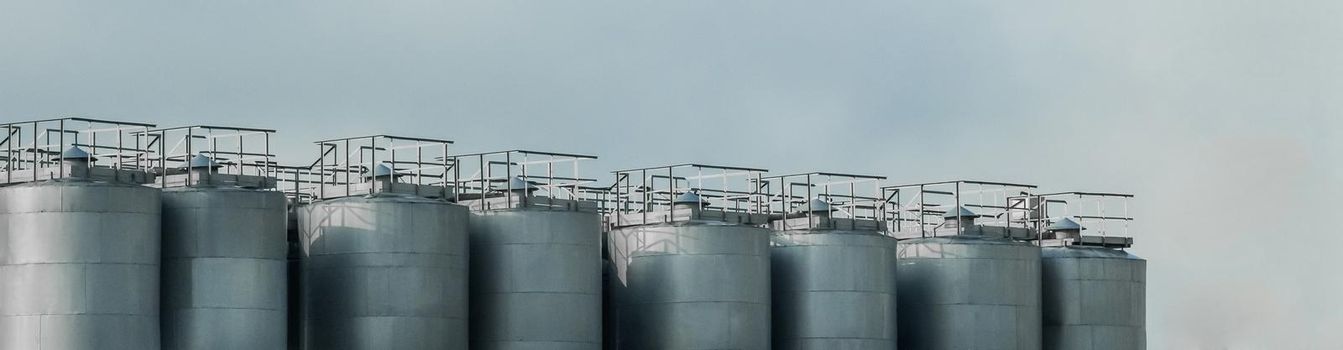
top-left (887, 181), bottom-right (1042, 350)
top-left (457, 151), bottom-right (603, 350)
top-left (765, 172), bottom-right (898, 350)
top-left (294, 135), bottom-right (468, 350)
top-left (1037, 193), bottom-right (1145, 350)
top-left (0, 118), bottom-right (162, 350)
top-left (605, 164), bottom-right (772, 350)
top-left (154, 126), bottom-right (288, 350)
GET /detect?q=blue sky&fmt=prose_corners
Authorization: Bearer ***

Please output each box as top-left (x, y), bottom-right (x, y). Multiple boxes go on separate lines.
top-left (3, 1), bottom-right (1340, 347)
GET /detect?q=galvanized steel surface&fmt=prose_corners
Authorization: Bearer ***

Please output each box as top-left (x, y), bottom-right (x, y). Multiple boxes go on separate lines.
top-left (771, 230), bottom-right (898, 350)
top-left (0, 180), bottom-right (162, 349)
top-left (298, 194), bottom-right (469, 350)
top-left (469, 209), bottom-right (602, 350)
top-left (1041, 246), bottom-right (1146, 350)
top-left (897, 236), bottom-right (1042, 350)
top-left (161, 187), bottom-right (287, 349)
top-left (606, 221), bottom-right (771, 350)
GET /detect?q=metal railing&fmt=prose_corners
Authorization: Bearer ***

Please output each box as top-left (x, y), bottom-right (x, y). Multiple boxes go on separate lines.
top-left (138, 125), bottom-right (277, 189)
top-left (608, 163), bottom-right (769, 226)
top-left (759, 172), bottom-right (885, 230)
top-left (277, 135), bottom-right (454, 202)
top-left (0, 117), bottom-right (156, 184)
top-left (1020, 191), bottom-right (1135, 247)
top-left (882, 180), bottom-right (1038, 238)
top-left (449, 149), bottom-right (599, 210)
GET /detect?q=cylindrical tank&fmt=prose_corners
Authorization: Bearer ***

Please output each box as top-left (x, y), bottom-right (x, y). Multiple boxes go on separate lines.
top-left (771, 230), bottom-right (898, 349)
top-left (897, 236), bottom-right (1042, 350)
top-left (298, 194), bottom-right (469, 349)
top-left (0, 180), bottom-right (162, 349)
top-left (606, 221), bottom-right (771, 350)
top-left (160, 187), bottom-right (287, 349)
top-left (468, 209), bottom-right (602, 349)
top-left (1041, 246), bottom-right (1146, 350)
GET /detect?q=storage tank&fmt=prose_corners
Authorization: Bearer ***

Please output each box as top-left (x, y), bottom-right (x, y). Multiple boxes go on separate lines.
top-left (0, 118), bottom-right (162, 350)
top-left (154, 125), bottom-right (288, 350)
top-left (458, 151), bottom-right (603, 350)
top-left (605, 164), bottom-right (772, 350)
top-left (765, 173), bottom-right (897, 350)
top-left (1037, 193), bottom-right (1145, 350)
top-left (296, 135), bottom-right (468, 349)
top-left (889, 181), bottom-right (1042, 350)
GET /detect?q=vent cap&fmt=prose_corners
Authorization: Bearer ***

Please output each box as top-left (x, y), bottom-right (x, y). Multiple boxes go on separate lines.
top-left (59, 146), bottom-right (95, 160)
top-left (1047, 217), bottom-right (1085, 231)
top-left (943, 205), bottom-right (977, 218)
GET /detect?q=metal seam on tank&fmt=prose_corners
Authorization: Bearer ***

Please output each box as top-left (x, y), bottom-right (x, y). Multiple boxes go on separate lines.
top-left (620, 301), bottom-right (769, 306)
top-left (0, 262), bottom-right (157, 266)
top-left (774, 290), bottom-right (895, 294)
top-left (3, 312), bottom-right (155, 316)
top-left (305, 252), bottom-right (463, 257)
top-left (2, 205), bottom-right (159, 211)
top-left (627, 252), bottom-right (764, 257)
top-left (163, 256), bottom-right (285, 261)
top-left (784, 337), bottom-right (896, 340)
top-left (902, 297), bottom-right (1038, 305)
top-left (475, 340), bottom-right (601, 344)
top-left (165, 306), bottom-right (281, 311)
top-left (475, 242), bottom-right (594, 247)
top-left (772, 243), bottom-right (891, 247)
top-left (475, 291), bottom-right (598, 295)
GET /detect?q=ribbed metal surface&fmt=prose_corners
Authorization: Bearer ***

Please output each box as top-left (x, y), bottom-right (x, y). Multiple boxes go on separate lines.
top-left (1041, 246), bottom-right (1146, 350)
top-left (298, 194), bottom-right (469, 349)
top-left (606, 221), bottom-right (771, 350)
top-left (0, 180), bottom-right (162, 349)
top-left (771, 230), bottom-right (898, 350)
top-left (897, 236), bottom-right (1042, 350)
top-left (161, 187), bottom-right (287, 349)
top-left (469, 209), bottom-right (602, 350)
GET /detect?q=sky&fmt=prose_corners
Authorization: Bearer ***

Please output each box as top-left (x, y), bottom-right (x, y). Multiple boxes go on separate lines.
top-left (2, 0), bottom-right (1341, 348)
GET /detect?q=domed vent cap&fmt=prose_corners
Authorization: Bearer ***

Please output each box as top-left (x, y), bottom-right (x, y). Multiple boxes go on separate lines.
top-left (801, 197), bottom-right (832, 213)
top-left (673, 191), bottom-right (707, 206)
top-left (364, 162), bottom-right (396, 178)
top-left (59, 146), bottom-right (95, 160)
top-left (498, 176), bottom-right (538, 191)
top-left (184, 153), bottom-right (221, 169)
top-left (943, 205), bottom-right (977, 218)
top-left (1047, 217), bottom-right (1085, 231)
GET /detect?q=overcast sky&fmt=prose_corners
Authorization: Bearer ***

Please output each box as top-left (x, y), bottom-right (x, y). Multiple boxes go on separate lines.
top-left (2, 1), bottom-right (1340, 348)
